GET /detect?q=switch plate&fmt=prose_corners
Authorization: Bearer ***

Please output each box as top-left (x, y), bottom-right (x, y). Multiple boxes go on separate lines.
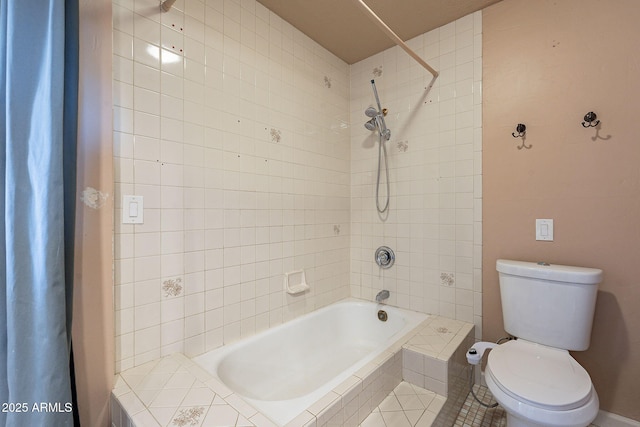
top-left (536, 219), bottom-right (553, 241)
top-left (122, 195), bottom-right (144, 224)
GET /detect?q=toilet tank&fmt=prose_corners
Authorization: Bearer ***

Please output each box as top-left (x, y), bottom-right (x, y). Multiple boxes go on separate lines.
top-left (496, 259), bottom-right (602, 351)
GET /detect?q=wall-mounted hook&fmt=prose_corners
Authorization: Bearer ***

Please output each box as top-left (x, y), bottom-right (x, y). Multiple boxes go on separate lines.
top-left (511, 123), bottom-right (531, 149)
top-left (512, 123), bottom-right (526, 138)
top-left (582, 112), bottom-right (600, 128)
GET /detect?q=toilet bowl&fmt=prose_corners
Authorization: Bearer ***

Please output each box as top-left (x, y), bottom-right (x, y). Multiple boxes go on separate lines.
top-left (476, 259), bottom-right (603, 427)
top-left (485, 339), bottom-right (599, 427)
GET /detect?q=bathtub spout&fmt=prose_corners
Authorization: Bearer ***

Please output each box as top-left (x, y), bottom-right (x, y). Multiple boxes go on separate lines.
top-left (376, 290), bottom-right (390, 302)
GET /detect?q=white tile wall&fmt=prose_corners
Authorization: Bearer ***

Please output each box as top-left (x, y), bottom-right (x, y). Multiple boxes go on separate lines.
top-left (349, 13), bottom-right (483, 337)
top-left (113, 0), bottom-right (483, 371)
top-left (113, 0), bottom-right (351, 371)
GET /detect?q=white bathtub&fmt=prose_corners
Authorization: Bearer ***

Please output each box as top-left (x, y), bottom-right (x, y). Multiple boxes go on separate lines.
top-left (193, 298), bottom-right (427, 426)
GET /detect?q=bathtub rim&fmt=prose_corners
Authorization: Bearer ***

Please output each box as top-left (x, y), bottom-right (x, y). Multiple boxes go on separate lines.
top-left (194, 297), bottom-right (425, 368)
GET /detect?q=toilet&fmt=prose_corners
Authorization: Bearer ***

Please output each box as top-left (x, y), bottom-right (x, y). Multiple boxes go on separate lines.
top-left (483, 259), bottom-right (602, 427)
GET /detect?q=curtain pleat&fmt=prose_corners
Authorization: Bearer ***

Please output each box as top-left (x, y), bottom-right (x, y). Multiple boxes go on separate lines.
top-left (0, 0), bottom-right (79, 425)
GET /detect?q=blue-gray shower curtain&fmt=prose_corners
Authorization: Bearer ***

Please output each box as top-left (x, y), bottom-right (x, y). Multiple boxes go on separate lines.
top-left (0, 0), bottom-right (78, 426)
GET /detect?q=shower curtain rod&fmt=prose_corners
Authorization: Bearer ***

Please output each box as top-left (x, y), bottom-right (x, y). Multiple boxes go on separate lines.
top-left (354, 0), bottom-right (439, 86)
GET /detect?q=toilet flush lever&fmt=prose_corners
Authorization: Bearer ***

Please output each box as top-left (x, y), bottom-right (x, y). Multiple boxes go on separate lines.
top-left (467, 342), bottom-right (498, 365)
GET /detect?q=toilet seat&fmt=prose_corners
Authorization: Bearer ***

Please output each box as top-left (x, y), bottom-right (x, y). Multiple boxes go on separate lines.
top-left (487, 340), bottom-right (593, 410)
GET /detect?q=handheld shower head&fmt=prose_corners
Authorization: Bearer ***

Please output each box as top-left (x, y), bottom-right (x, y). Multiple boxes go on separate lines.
top-left (364, 117), bottom-right (391, 139)
top-left (364, 118), bottom-right (377, 131)
top-left (364, 81), bottom-right (391, 140)
top-left (365, 107), bottom-right (378, 118)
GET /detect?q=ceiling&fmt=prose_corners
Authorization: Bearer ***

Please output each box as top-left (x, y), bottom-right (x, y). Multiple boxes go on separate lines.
top-left (256, 0), bottom-right (502, 64)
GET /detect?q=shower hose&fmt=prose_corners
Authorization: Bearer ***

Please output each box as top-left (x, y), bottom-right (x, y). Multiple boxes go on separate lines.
top-left (376, 132), bottom-right (390, 214)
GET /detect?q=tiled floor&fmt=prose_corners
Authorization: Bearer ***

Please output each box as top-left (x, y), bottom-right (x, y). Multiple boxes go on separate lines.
top-left (363, 382), bottom-right (601, 427)
top-left (360, 382), bottom-right (505, 427)
top-left (360, 381), bottom-right (507, 427)
top-left (360, 382), bottom-right (447, 427)
top-left (454, 385), bottom-right (506, 427)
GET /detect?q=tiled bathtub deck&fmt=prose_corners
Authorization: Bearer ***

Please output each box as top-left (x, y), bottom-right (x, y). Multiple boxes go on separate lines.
top-left (111, 315), bottom-right (474, 427)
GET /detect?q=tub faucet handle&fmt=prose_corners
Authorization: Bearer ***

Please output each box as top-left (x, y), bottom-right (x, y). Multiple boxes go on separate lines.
top-left (376, 290), bottom-right (390, 302)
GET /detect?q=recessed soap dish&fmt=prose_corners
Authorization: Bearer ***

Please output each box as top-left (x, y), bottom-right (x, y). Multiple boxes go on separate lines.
top-left (284, 269), bottom-right (310, 295)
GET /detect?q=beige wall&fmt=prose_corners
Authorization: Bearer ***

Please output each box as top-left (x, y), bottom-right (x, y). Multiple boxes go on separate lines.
top-left (72, 0), bottom-right (114, 425)
top-left (483, 0), bottom-right (640, 420)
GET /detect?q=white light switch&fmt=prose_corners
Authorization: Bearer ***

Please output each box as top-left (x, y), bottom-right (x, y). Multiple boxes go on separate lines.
top-left (536, 219), bottom-right (553, 241)
top-left (122, 195), bottom-right (144, 224)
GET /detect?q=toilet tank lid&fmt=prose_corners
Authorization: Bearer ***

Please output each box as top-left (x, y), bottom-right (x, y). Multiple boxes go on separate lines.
top-left (496, 259), bottom-right (603, 285)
